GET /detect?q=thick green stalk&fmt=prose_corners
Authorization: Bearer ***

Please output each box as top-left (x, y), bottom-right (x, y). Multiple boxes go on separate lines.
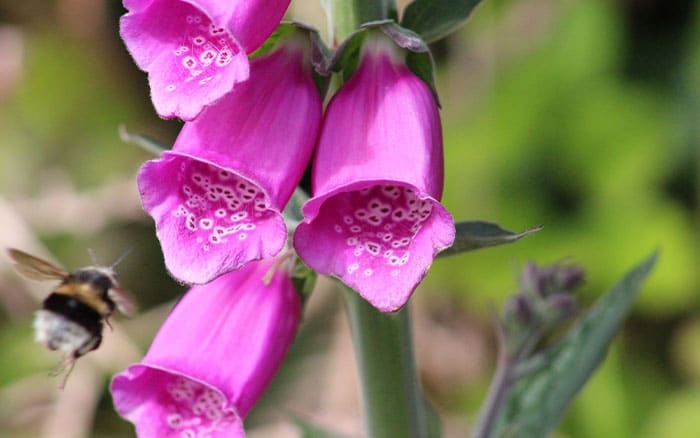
top-left (343, 288), bottom-right (431, 438)
top-left (322, 0), bottom-right (396, 44)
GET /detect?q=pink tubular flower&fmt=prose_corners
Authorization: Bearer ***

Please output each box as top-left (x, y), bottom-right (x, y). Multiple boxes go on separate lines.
top-left (120, 0), bottom-right (291, 120)
top-left (111, 258), bottom-right (301, 437)
top-left (138, 36), bottom-right (322, 284)
top-left (293, 33), bottom-right (455, 312)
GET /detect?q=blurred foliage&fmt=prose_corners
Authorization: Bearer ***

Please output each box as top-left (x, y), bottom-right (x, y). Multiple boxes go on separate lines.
top-left (0, 0), bottom-right (698, 437)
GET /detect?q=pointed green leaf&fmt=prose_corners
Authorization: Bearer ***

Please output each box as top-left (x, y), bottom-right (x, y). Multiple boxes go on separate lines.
top-left (440, 221), bottom-right (542, 257)
top-left (497, 251), bottom-right (659, 437)
top-left (401, 0), bottom-right (483, 44)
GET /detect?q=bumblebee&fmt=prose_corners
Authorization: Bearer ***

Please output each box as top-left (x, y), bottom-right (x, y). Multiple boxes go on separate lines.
top-left (7, 248), bottom-right (135, 386)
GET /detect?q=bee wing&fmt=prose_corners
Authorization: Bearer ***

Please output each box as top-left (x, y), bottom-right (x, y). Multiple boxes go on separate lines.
top-left (7, 248), bottom-right (67, 280)
top-left (108, 286), bottom-right (138, 318)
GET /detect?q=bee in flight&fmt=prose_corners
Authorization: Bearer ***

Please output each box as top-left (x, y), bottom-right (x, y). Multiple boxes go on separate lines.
top-left (7, 248), bottom-right (136, 388)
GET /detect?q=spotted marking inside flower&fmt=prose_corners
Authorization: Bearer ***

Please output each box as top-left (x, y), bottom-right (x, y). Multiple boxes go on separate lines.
top-left (161, 376), bottom-right (238, 437)
top-left (171, 160), bottom-right (275, 251)
top-left (329, 185), bottom-right (433, 277)
top-left (165, 12), bottom-right (241, 93)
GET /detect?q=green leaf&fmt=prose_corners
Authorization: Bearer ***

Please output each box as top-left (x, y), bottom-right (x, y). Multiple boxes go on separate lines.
top-left (118, 124), bottom-right (168, 156)
top-left (497, 251), bottom-right (659, 437)
top-left (401, 0), bottom-right (483, 44)
top-left (440, 221), bottom-right (542, 257)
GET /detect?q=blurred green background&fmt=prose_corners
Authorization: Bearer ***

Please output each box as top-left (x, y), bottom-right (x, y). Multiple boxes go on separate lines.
top-left (0, 0), bottom-right (698, 437)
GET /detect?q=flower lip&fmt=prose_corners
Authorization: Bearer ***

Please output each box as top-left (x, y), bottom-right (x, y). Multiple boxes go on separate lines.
top-left (294, 181), bottom-right (455, 312)
top-left (111, 363), bottom-right (245, 438)
top-left (138, 151), bottom-right (287, 284)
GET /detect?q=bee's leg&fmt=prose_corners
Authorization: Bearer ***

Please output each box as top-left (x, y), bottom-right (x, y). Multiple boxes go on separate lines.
top-left (48, 355), bottom-right (76, 389)
top-left (48, 355), bottom-right (71, 377)
top-left (57, 359), bottom-right (76, 390)
top-left (105, 316), bottom-right (113, 331)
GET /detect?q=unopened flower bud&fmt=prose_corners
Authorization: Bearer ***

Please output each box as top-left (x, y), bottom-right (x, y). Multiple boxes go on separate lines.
top-left (553, 265), bottom-right (585, 292)
top-left (518, 262), bottom-right (585, 298)
top-left (545, 293), bottom-right (578, 323)
top-left (504, 293), bottom-right (536, 326)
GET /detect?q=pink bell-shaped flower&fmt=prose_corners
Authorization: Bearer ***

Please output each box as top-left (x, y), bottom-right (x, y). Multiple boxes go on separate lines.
top-left (138, 35), bottom-right (322, 284)
top-left (111, 257), bottom-right (301, 438)
top-left (294, 32), bottom-right (455, 312)
top-left (120, 0), bottom-right (291, 120)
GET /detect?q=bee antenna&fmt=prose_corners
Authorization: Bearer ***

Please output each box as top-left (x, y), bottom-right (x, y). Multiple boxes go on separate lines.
top-left (111, 247), bottom-right (133, 269)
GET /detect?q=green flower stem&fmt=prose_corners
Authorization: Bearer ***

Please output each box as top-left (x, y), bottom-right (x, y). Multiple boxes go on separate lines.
top-left (354, 0), bottom-right (397, 25)
top-left (343, 287), bottom-right (430, 438)
top-left (471, 324), bottom-right (513, 438)
top-left (322, 0), bottom-right (357, 44)
top-left (322, 0), bottom-right (397, 44)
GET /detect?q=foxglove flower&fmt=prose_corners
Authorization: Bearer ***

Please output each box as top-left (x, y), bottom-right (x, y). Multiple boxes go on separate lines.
top-left (111, 258), bottom-right (301, 437)
top-left (294, 33), bottom-right (455, 312)
top-left (121, 0), bottom-right (291, 120)
top-left (138, 36), bottom-right (322, 284)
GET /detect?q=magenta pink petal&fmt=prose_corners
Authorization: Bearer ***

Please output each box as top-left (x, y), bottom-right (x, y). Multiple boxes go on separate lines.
top-left (138, 153), bottom-right (287, 284)
top-left (112, 365), bottom-right (245, 438)
top-left (295, 184), bottom-right (454, 312)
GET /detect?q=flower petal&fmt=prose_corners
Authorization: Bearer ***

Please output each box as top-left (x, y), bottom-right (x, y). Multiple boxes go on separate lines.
top-left (295, 184), bottom-right (454, 312)
top-left (112, 365), bottom-right (245, 438)
top-left (138, 152), bottom-right (287, 284)
top-left (309, 36), bottom-right (444, 200)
